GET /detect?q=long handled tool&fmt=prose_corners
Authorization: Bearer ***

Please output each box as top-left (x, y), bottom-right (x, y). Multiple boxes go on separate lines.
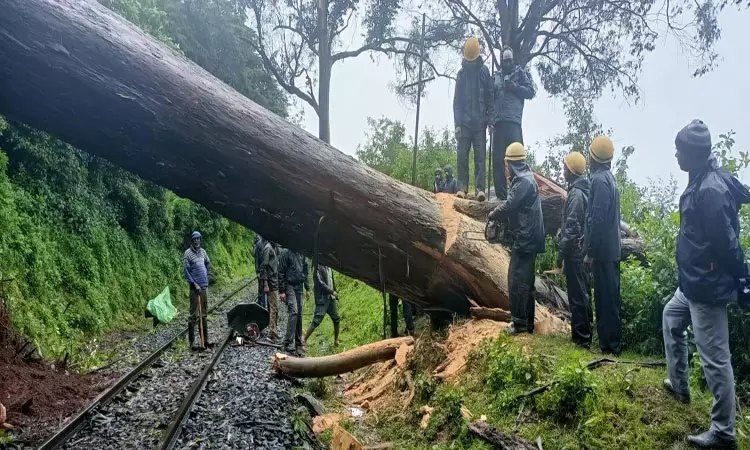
top-left (197, 289), bottom-right (206, 348)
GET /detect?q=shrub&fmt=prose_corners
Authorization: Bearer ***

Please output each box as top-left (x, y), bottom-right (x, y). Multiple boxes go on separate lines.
top-left (485, 336), bottom-right (540, 392)
top-left (537, 359), bottom-right (594, 422)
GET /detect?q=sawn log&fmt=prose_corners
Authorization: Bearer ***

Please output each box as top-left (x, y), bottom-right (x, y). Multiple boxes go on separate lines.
top-left (273, 337), bottom-right (414, 378)
top-left (0, 0), bottom-right (563, 313)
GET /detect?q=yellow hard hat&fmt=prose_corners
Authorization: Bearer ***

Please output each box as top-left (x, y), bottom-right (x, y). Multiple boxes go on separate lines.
top-left (590, 136), bottom-right (614, 163)
top-left (564, 151), bottom-right (586, 176)
top-left (505, 142), bottom-right (526, 161)
top-left (463, 37), bottom-right (480, 62)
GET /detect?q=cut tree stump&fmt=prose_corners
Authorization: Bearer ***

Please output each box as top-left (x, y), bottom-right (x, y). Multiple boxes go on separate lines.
top-left (273, 337), bottom-right (413, 378)
top-left (469, 307), bottom-right (512, 322)
top-left (468, 421), bottom-right (538, 450)
top-left (0, 0), bottom-right (569, 314)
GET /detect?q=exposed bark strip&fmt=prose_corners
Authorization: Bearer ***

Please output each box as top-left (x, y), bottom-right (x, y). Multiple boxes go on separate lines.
top-left (469, 307), bottom-right (512, 322)
top-left (272, 337), bottom-right (413, 378)
top-left (468, 421), bottom-right (538, 450)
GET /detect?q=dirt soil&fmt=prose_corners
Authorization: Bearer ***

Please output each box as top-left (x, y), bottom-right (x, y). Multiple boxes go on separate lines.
top-left (0, 304), bottom-right (109, 445)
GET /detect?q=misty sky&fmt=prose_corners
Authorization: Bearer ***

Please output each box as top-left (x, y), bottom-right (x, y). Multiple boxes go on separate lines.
top-left (297, 8), bottom-right (750, 188)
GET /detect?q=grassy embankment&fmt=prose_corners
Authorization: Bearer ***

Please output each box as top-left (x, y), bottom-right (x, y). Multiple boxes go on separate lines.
top-left (303, 276), bottom-right (750, 450)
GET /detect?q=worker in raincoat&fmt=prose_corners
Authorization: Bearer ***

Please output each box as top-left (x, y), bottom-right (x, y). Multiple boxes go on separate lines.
top-left (662, 119), bottom-right (748, 449)
top-left (557, 152), bottom-right (592, 348)
top-left (304, 263), bottom-right (340, 347)
top-left (584, 136), bottom-right (622, 355)
top-left (488, 143), bottom-right (544, 333)
top-left (433, 168), bottom-right (444, 193)
top-left (278, 248), bottom-right (310, 354)
top-left (441, 165), bottom-right (458, 194)
top-left (258, 236), bottom-right (280, 342)
top-left (453, 37), bottom-right (493, 201)
top-left (492, 47), bottom-right (535, 200)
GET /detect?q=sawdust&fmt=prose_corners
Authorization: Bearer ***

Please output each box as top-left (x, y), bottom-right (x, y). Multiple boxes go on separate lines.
top-left (332, 423), bottom-right (365, 450)
top-left (395, 343), bottom-right (412, 368)
top-left (435, 193), bottom-right (461, 253)
top-left (433, 309), bottom-right (569, 381)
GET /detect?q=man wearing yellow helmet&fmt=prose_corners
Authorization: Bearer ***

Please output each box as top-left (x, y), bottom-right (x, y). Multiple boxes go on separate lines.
top-left (558, 152), bottom-right (592, 348)
top-left (488, 143), bottom-right (545, 334)
top-left (584, 136), bottom-right (622, 355)
top-left (453, 37), bottom-right (494, 201)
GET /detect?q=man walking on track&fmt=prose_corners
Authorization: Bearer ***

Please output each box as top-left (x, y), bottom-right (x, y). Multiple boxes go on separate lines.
top-left (258, 236), bottom-right (281, 342)
top-left (304, 263), bottom-right (340, 347)
top-left (184, 231), bottom-right (211, 350)
top-left (279, 247), bottom-right (310, 354)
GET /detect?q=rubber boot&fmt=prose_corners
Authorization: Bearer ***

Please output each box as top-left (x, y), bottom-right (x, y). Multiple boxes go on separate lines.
top-left (188, 322), bottom-right (195, 349)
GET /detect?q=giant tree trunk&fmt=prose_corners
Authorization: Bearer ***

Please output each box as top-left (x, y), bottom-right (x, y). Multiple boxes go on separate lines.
top-left (0, 0), bottom-right (555, 314)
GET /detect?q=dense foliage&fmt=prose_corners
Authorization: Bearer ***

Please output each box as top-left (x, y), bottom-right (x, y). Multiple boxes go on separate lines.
top-left (0, 118), bottom-right (254, 360)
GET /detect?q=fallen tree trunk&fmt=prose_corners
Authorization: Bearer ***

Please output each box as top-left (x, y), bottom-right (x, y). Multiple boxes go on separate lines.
top-left (469, 307), bottom-right (512, 322)
top-left (468, 421), bottom-right (538, 450)
top-left (0, 0), bottom-right (566, 313)
top-left (273, 337), bottom-right (413, 378)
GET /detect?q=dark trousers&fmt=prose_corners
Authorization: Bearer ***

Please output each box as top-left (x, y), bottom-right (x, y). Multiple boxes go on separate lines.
top-left (294, 287), bottom-right (304, 346)
top-left (593, 260), bottom-right (622, 354)
top-left (564, 259), bottom-right (592, 347)
top-left (189, 287), bottom-right (208, 347)
top-left (508, 249), bottom-right (536, 331)
top-left (457, 128), bottom-right (486, 193)
top-left (492, 121), bottom-right (524, 200)
top-left (389, 294), bottom-right (415, 338)
top-left (283, 285), bottom-right (299, 349)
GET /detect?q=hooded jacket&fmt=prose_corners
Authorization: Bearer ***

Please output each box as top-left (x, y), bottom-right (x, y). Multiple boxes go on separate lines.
top-left (584, 162), bottom-right (621, 261)
top-left (677, 155), bottom-right (750, 302)
top-left (278, 248), bottom-right (310, 293)
top-left (453, 57), bottom-right (494, 132)
top-left (493, 65), bottom-right (535, 125)
top-left (258, 239), bottom-right (279, 291)
top-left (490, 162), bottom-right (545, 254)
top-left (559, 176), bottom-right (590, 262)
top-left (314, 264), bottom-right (336, 300)
top-left (441, 166), bottom-right (458, 194)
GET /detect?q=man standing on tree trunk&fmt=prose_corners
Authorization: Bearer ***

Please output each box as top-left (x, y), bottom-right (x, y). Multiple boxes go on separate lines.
top-left (278, 247), bottom-right (310, 355)
top-left (488, 143), bottom-right (545, 334)
top-left (258, 236), bottom-right (280, 342)
top-left (184, 231), bottom-right (211, 350)
top-left (662, 120), bottom-right (747, 450)
top-left (584, 136), bottom-right (622, 355)
top-left (492, 47), bottom-right (536, 200)
top-left (304, 263), bottom-right (340, 347)
top-left (453, 37), bottom-right (493, 201)
top-left (557, 152), bottom-right (593, 348)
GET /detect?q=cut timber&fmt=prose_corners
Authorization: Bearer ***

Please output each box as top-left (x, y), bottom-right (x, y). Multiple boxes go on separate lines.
top-left (273, 337), bottom-right (413, 378)
top-left (469, 307), bottom-right (512, 322)
top-left (0, 0), bottom-right (570, 314)
top-left (468, 421), bottom-right (538, 450)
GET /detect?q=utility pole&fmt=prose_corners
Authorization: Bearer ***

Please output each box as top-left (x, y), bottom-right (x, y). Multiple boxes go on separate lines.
top-left (409, 13), bottom-right (431, 187)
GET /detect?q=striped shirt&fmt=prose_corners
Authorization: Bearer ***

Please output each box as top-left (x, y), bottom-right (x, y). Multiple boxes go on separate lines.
top-left (184, 247), bottom-right (211, 288)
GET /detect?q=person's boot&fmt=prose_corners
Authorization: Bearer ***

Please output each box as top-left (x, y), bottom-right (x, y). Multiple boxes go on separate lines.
top-left (506, 323), bottom-right (531, 335)
top-left (663, 379), bottom-right (690, 404)
top-left (687, 430), bottom-right (736, 449)
top-left (477, 190), bottom-right (486, 202)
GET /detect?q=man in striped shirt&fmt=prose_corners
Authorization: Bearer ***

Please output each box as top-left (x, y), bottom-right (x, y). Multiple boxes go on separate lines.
top-left (184, 231), bottom-right (211, 350)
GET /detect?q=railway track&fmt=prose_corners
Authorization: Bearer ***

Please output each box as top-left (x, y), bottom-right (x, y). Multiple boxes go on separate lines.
top-left (37, 279), bottom-right (256, 450)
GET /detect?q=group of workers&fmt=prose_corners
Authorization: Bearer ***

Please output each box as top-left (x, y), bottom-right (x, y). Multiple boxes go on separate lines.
top-left (456, 35), bottom-right (744, 448)
top-left (253, 235), bottom-right (340, 354)
top-left (182, 232), bottom-right (340, 356)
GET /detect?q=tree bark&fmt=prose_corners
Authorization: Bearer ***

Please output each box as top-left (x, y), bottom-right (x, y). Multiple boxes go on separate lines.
top-left (469, 307), bottom-right (512, 322)
top-left (318, 0), bottom-right (332, 144)
top-left (272, 337), bottom-right (413, 378)
top-left (0, 0), bottom-right (560, 314)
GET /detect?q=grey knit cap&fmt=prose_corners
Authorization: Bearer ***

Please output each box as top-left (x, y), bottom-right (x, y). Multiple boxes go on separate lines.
top-left (675, 119), bottom-right (711, 151)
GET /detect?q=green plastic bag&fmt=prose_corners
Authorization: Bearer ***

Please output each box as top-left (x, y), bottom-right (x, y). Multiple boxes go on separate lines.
top-left (147, 287), bottom-right (177, 324)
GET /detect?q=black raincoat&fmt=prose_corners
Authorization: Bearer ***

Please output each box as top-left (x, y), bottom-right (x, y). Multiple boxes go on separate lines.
top-left (490, 162), bottom-right (545, 254)
top-left (677, 155), bottom-right (750, 303)
top-left (584, 161), bottom-right (621, 261)
top-left (453, 57), bottom-right (494, 132)
top-left (441, 166), bottom-right (458, 194)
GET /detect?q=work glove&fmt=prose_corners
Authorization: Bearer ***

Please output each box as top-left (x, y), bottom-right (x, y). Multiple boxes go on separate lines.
top-left (454, 126), bottom-right (461, 140)
top-left (488, 206), bottom-right (502, 221)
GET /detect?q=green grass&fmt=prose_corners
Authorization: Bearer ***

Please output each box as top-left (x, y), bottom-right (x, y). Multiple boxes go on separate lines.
top-left (302, 273), bottom-right (385, 356)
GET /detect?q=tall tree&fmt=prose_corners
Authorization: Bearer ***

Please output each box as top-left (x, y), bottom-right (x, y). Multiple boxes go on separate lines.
top-left (435, 0), bottom-right (737, 101)
top-left (241, 0), bottom-right (460, 142)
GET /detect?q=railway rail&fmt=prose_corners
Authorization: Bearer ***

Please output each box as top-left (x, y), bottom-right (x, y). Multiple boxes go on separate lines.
top-left (37, 279), bottom-right (256, 450)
